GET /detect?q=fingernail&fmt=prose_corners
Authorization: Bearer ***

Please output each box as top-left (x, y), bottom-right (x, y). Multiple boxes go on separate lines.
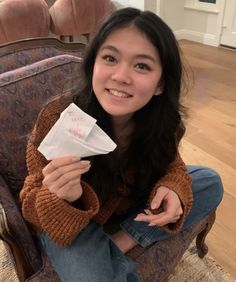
top-left (80, 160), bottom-right (91, 166)
top-left (151, 203), bottom-right (158, 210)
top-left (148, 222), bottom-right (156, 226)
top-left (144, 209), bottom-right (152, 215)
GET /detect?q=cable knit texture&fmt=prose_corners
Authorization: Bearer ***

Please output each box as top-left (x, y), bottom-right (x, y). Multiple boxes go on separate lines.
top-left (20, 97), bottom-right (193, 246)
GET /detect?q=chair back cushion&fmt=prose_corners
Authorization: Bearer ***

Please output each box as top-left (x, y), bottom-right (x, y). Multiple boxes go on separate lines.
top-left (0, 37), bottom-right (85, 74)
top-left (50, 0), bottom-right (113, 36)
top-left (0, 0), bottom-right (50, 45)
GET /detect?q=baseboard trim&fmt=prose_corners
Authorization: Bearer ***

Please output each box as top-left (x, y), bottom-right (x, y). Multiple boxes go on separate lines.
top-left (174, 29), bottom-right (218, 46)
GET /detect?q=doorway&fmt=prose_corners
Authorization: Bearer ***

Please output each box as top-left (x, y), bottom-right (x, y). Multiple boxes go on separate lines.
top-left (220, 0), bottom-right (236, 48)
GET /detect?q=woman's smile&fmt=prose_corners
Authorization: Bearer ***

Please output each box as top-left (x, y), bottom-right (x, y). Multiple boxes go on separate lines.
top-left (107, 88), bottom-right (133, 99)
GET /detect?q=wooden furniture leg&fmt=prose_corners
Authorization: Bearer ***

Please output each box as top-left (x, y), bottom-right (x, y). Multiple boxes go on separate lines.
top-left (196, 210), bottom-right (216, 258)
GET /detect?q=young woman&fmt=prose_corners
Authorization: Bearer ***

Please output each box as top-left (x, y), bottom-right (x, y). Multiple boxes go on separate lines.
top-left (20, 7), bottom-right (223, 281)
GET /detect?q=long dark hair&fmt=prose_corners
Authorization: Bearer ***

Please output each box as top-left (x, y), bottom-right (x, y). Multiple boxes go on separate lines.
top-left (73, 7), bottom-right (187, 204)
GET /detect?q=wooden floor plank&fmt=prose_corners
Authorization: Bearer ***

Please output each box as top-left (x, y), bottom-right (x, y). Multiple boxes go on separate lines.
top-left (181, 140), bottom-right (236, 197)
top-left (179, 40), bottom-right (236, 278)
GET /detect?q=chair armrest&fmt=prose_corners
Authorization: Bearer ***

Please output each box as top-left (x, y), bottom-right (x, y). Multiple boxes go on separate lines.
top-left (26, 253), bottom-right (60, 282)
top-left (0, 175), bottom-right (41, 279)
top-left (127, 212), bottom-right (215, 281)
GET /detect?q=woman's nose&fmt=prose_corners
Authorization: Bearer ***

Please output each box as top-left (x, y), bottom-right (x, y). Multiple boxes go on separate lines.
top-left (111, 64), bottom-right (131, 84)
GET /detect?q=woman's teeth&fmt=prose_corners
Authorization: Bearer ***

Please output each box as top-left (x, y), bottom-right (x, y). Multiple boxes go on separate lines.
top-left (109, 89), bottom-right (131, 98)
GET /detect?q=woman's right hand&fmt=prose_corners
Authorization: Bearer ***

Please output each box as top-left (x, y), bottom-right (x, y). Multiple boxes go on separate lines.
top-left (42, 156), bottom-right (91, 203)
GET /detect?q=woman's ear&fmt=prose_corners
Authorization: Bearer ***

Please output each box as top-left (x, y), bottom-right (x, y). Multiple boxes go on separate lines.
top-left (154, 81), bottom-right (164, 96)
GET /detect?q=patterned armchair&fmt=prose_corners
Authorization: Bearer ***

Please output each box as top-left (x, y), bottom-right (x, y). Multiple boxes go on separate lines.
top-left (0, 37), bottom-right (216, 281)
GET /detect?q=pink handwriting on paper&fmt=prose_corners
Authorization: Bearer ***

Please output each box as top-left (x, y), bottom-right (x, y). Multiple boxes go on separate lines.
top-left (67, 110), bottom-right (86, 139)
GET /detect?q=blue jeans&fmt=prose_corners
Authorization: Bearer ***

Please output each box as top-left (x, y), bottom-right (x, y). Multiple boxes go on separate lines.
top-left (39, 166), bottom-right (223, 282)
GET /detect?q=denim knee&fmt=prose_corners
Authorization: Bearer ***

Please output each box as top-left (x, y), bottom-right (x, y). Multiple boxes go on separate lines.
top-left (188, 165), bottom-right (224, 209)
top-left (39, 222), bottom-right (141, 282)
top-left (120, 166), bottom-right (224, 248)
top-left (205, 167), bottom-right (224, 206)
top-left (179, 165), bottom-right (224, 229)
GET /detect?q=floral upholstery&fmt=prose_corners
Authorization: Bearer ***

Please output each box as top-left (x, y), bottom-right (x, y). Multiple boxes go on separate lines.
top-left (0, 175), bottom-right (42, 279)
top-left (0, 53), bottom-right (83, 198)
top-left (0, 43), bottom-right (84, 279)
top-left (0, 38), bottom-right (85, 74)
top-left (127, 217), bottom-right (209, 281)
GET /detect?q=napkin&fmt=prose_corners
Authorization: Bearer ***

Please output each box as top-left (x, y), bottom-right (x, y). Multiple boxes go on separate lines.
top-left (38, 103), bottom-right (117, 160)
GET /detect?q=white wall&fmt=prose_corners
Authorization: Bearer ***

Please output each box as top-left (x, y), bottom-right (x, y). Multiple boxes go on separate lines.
top-left (160, 0), bottom-right (185, 31)
top-left (160, 0), bottom-right (226, 47)
top-left (183, 0), bottom-right (225, 46)
top-left (113, 0), bottom-right (145, 10)
top-left (113, 0), bottom-right (161, 15)
top-left (144, 0), bottom-right (157, 13)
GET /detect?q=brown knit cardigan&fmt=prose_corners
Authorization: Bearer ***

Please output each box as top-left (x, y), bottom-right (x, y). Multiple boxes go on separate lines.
top-left (20, 97), bottom-right (193, 246)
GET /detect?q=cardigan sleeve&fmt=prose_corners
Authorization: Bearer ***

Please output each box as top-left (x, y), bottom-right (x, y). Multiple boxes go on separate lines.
top-left (148, 153), bottom-right (193, 233)
top-left (20, 100), bottom-right (100, 246)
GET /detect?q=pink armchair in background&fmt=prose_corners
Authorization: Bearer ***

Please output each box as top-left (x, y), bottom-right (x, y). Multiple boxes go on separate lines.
top-left (49, 0), bottom-right (114, 42)
top-left (0, 0), bottom-right (50, 45)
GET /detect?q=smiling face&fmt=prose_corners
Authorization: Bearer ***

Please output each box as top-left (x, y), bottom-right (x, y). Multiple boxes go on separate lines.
top-left (92, 25), bottom-right (163, 123)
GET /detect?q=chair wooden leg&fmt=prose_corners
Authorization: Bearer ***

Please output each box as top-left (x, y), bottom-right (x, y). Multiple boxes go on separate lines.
top-left (69, 35), bottom-right (74, 42)
top-left (196, 211), bottom-right (216, 258)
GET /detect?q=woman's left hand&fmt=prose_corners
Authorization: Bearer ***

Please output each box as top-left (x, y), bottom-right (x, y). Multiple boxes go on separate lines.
top-left (134, 186), bottom-right (183, 226)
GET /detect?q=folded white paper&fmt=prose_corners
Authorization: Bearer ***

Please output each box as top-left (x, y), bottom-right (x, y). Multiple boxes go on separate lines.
top-left (38, 103), bottom-right (117, 160)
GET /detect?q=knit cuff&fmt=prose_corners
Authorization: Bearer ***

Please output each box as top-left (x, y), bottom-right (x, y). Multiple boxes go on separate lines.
top-left (21, 187), bottom-right (41, 227)
top-left (35, 182), bottom-right (99, 246)
top-left (20, 174), bottom-right (44, 227)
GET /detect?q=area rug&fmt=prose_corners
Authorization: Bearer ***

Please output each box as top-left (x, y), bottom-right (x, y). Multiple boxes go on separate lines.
top-left (0, 240), bottom-right (19, 282)
top-left (168, 244), bottom-right (236, 282)
top-left (1, 240), bottom-right (235, 282)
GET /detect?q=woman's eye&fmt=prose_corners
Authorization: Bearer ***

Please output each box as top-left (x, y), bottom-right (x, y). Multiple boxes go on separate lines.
top-left (135, 63), bottom-right (150, 71)
top-left (102, 55), bottom-right (116, 63)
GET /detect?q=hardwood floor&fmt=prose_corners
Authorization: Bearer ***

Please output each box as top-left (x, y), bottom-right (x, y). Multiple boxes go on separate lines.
top-left (179, 40), bottom-right (236, 278)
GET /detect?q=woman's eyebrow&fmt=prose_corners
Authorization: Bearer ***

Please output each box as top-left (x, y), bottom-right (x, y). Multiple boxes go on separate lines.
top-left (100, 45), bottom-right (157, 63)
top-left (135, 54), bottom-right (156, 63)
top-left (100, 45), bottom-right (119, 53)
